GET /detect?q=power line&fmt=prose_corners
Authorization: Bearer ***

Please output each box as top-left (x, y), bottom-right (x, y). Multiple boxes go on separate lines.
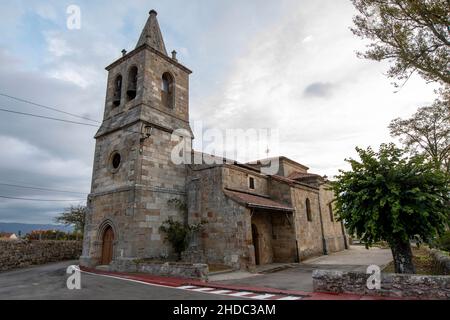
top-left (0, 105), bottom-right (143, 135)
top-left (0, 195), bottom-right (86, 202)
top-left (0, 107), bottom-right (100, 128)
top-left (0, 93), bottom-right (101, 123)
top-left (0, 183), bottom-right (88, 195)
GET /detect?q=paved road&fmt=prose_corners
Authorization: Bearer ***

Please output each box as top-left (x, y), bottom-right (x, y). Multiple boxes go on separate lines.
top-left (214, 246), bottom-right (393, 292)
top-left (0, 261), bottom-right (238, 300)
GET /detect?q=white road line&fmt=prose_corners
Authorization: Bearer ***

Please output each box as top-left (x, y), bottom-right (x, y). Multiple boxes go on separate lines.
top-left (249, 294), bottom-right (275, 300)
top-left (278, 296), bottom-right (302, 300)
top-left (191, 287), bottom-right (216, 292)
top-left (228, 291), bottom-right (254, 297)
top-left (209, 290), bottom-right (233, 295)
top-left (177, 285), bottom-right (198, 290)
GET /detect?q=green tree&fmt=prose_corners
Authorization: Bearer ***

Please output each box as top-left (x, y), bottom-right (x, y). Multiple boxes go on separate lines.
top-left (54, 205), bottom-right (86, 234)
top-left (159, 219), bottom-right (205, 261)
top-left (331, 144), bottom-right (449, 274)
top-left (351, 0), bottom-right (450, 86)
top-left (389, 95), bottom-right (450, 175)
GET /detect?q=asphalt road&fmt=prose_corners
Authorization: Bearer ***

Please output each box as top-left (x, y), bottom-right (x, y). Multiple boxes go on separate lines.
top-left (0, 261), bottom-right (238, 300)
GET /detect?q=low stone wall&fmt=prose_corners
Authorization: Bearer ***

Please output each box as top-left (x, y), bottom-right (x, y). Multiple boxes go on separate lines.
top-left (110, 258), bottom-right (209, 280)
top-left (312, 269), bottom-right (450, 300)
top-left (430, 249), bottom-right (450, 275)
top-left (0, 240), bottom-right (82, 272)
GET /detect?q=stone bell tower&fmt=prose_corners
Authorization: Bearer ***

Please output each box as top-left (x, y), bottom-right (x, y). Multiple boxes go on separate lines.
top-left (80, 10), bottom-right (193, 267)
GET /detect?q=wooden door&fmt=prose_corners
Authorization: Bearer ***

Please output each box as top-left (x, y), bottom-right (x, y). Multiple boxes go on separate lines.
top-left (101, 227), bottom-right (114, 265)
top-left (252, 224), bottom-right (260, 265)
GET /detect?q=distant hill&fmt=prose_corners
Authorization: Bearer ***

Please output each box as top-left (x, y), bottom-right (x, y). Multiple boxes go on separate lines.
top-left (0, 223), bottom-right (73, 235)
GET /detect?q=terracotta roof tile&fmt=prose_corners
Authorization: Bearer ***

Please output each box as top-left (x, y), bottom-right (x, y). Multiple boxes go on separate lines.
top-left (224, 189), bottom-right (293, 212)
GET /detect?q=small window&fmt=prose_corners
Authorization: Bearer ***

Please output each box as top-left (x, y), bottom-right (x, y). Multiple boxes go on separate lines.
top-left (113, 75), bottom-right (122, 107)
top-left (161, 72), bottom-right (174, 108)
top-left (329, 203), bottom-right (334, 222)
top-left (110, 152), bottom-right (121, 172)
top-left (112, 153), bottom-right (121, 169)
top-left (127, 66), bottom-right (138, 101)
top-left (306, 198), bottom-right (312, 222)
top-left (248, 177), bottom-right (255, 190)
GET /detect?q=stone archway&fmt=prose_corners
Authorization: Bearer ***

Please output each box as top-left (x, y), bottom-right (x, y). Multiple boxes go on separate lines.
top-left (101, 226), bottom-right (114, 265)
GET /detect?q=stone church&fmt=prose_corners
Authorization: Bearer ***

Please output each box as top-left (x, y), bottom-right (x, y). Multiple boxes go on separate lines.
top-left (80, 10), bottom-right (347, 271)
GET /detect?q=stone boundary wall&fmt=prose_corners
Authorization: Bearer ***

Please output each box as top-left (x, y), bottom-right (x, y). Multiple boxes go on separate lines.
top-left (312, 269), bottom-right (450, 300)
top-left (429, 249), bottom-right (450, 275)
top-left (111, 259), bottom-right (209, 280)
top-left (0, 240), bottom-right (82, 272)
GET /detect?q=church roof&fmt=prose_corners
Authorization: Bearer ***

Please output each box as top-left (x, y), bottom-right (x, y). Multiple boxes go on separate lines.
top-left (136, 10), bottom-right (168, 55)
top-left (224, 189), bottom-right (294, 212)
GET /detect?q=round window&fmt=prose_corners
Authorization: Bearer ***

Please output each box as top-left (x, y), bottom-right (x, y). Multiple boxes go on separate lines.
top-left (111, 153), bottom-right (121, 170)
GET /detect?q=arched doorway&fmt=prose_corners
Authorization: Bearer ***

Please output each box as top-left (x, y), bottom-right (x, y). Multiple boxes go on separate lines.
top-left (252, 224), bottom-right (260, 265)
top-left (101, 226), bottom-right (114, 265)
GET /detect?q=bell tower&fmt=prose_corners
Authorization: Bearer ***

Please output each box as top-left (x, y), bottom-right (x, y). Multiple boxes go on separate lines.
top-left (80, 10), bottom-right (193, 267)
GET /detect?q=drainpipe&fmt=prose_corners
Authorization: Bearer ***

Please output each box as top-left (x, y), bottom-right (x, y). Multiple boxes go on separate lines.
top-left (317, 188), bottom-right (328, 255)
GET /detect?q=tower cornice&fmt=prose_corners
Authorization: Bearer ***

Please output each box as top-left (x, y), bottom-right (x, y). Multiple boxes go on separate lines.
top-left (105, 44), bottom-right (192, 74)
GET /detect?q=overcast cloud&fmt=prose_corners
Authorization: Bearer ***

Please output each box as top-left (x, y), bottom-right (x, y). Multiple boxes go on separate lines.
top-left (0, 0), bottom-right (438, 224)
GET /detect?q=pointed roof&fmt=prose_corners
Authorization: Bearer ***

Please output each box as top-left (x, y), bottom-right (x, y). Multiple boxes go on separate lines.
top-left (136, 10), bottom-right (168, 55)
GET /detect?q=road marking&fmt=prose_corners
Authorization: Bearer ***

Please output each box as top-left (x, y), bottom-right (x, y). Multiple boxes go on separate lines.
top-left (191, 287), bottom-right (216, 292)
top-left (209, 290), bottom-right (233, 295)
top-left (248, 294), bottom-right (275, 300)
top-left (228, 291), bottom-right (254, 297)
top-left (80, 267), bottom-right (305, 300)
top-left (278, 296), bottom-right (302, 300)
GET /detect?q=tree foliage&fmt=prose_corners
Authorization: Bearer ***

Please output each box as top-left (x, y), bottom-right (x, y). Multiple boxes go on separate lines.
top-left (331, 143), bottom-right (449, 273)
top-left (389, 94), bottom-right (450, 174)
top-left (159, 219), bottom-right (205, 260)
top-left (351, 0), bottom-right (450, 86)
top-left (54, 205), bottom-right (86, 234)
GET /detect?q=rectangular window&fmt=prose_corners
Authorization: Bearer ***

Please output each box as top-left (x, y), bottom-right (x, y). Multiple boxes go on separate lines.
top-left (248, 177), bottom-right (255, 190)
top-left (329, 203), bottom-right (334, 222)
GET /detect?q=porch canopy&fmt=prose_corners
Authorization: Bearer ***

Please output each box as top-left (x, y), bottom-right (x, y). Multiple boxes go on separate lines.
top-left (224, 189), bottom-right (294, 212)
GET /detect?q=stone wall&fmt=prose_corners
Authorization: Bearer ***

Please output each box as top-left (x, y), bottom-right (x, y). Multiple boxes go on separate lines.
top-left (110, 259), bottom-right (208, 280)
top-left (430, 249), bottom-right (450, 275)
top-left (187, 165), bottom-right (251, 270)
top-left (312, 269), bottom-right (450, 300)
top-left (0, 240), bottom-right (82, 272)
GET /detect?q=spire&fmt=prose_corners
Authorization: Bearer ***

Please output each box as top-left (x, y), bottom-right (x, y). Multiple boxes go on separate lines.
top-left (136, 10), bottom-right (168, 55)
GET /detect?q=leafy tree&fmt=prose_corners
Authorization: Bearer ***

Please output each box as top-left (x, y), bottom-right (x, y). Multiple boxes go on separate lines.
top-left (389, 94), bottom-right (450, 174)
top-left (351, 0), bottom-right (450, 86)
top-left (54, 205), bottom-right (86, 234)
top-left (331, 143), bottom-right (449, 274)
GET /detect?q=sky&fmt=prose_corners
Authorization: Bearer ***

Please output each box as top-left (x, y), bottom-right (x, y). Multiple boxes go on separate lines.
top-left (0, 0), bottom-right (439, 224)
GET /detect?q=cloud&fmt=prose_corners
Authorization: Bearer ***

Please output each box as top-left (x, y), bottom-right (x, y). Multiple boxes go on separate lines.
top-left (303, 82), bottom-right (336, 98)
top-left (0, 0), bottom-right (440, 224)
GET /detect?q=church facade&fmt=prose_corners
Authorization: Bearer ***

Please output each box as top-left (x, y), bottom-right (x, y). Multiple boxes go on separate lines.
top-left (80, 11), bottom-right (347, 271)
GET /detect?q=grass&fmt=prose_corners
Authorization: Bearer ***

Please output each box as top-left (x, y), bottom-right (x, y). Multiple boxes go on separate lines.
top-left (382, 246), bottom-right (440, 275)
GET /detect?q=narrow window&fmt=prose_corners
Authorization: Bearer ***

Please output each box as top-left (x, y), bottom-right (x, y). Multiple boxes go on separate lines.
top-left (329, 203), bottom-right (334, 222)
top-left (127, 66), bottom-right (138, 101)
top-left (249, 177), bottom-right (255, 190)
top-left (113, 75), bottom-right (122, 107)
top-left (306, 198), bottom-right (312, 222)
top-left (161, 72), bottom-right (174, 108)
